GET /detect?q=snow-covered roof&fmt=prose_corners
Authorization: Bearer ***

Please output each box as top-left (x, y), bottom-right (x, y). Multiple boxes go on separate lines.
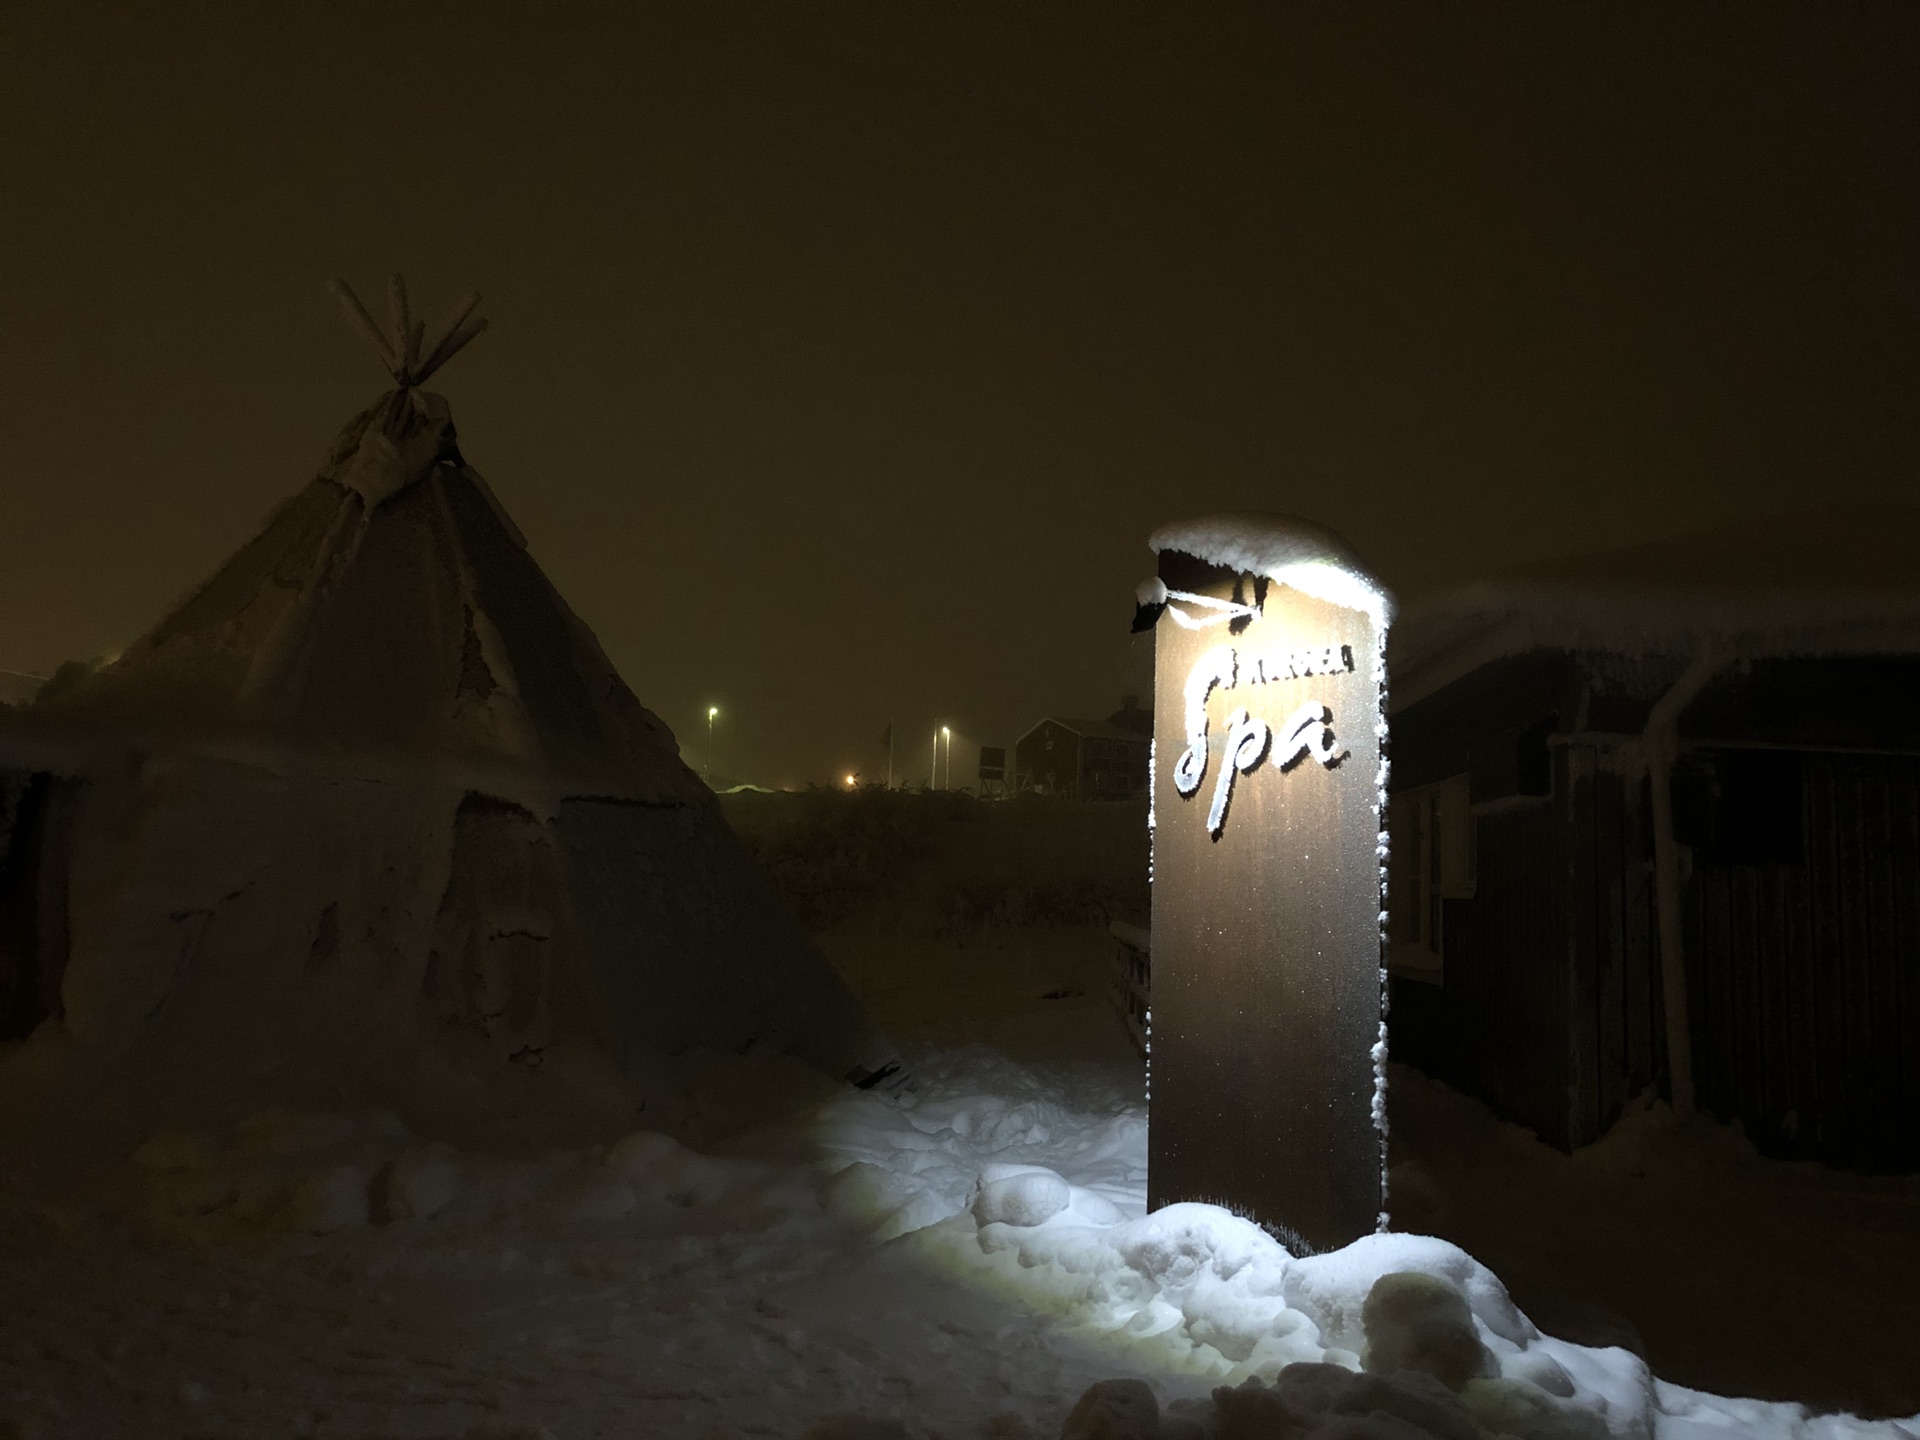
top-left (1149, 512), bottom-right (1392, 628)
top-left (1392, 503), bottom-right (1920, 709)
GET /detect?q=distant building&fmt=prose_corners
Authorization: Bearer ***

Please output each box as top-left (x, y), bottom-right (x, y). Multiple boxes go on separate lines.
top-left (1015, 696), bottom-right (1151, 800)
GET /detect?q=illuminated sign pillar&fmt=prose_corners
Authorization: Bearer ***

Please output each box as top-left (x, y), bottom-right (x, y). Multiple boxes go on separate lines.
top-left (1140, 514), bottom-right (1391, 1253)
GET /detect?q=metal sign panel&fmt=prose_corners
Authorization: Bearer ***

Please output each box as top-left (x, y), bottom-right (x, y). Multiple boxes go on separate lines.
top-left (1145, 533), bottom-right (1387, 1252)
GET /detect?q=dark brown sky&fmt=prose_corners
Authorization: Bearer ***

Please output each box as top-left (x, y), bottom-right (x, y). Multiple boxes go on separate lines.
top-left (2, 5), bottom-right (1915, 786)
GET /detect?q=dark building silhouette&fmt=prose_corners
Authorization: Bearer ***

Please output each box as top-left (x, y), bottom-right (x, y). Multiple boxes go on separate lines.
top-left (1015, 696), bottom-right (1151, 800)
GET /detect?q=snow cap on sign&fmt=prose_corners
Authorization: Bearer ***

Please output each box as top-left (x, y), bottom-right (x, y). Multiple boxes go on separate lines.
top-left (1149, 512), bottom-right (1393, 628)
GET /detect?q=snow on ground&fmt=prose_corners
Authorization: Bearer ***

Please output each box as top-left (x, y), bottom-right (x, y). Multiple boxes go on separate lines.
top-left (0, 1039), bottom-right (1133, 1440)
top-left (1385, 1065), bottom-right (1920, 1422)
top-left (2, 796), bottom-right (1915, 1438)
top-left (3, 1024), bottom-right (1916, 1439)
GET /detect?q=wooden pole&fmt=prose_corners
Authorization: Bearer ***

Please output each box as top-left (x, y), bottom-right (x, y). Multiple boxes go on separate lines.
top-left (416, 292), bottom-right (483, 381)
top-left (1644, 651), bottom-right (1721, 1118)
top-left (386, 274), bottom-right (412, 377)
top-left (327, 278), bottom-right (399, 375)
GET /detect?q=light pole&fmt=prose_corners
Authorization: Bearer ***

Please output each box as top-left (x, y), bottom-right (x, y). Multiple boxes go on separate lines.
top-left (930, 726), bottom-right (940, 790)
top-left (941, 726), bottom-right (952, 790)
top-left (707, 705), bottom-right (719, 781)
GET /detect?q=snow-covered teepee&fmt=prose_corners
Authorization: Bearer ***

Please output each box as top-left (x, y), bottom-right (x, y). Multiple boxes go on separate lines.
top-left (27, 277), bottom-right (896, 1106)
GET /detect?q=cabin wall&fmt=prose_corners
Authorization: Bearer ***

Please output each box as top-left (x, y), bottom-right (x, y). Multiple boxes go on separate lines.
top-left (1392, 647), bottom-right (1920, 1170)
top-left (1683, 656), bottom-right (1920, 752)
top-left (1402, 742), bottom-right (1667, 1153)
top-left (1390, 651), bottom-right (1584, 800)
top-left (0, 771), bottom-right (74, 1042)
top-left (1684, 750), bottom-right (1920, 1171)
top-left (1388, 652), bottom-right (1587, 1147)
top-left (1393, 787), bottom-right (1576, 1145)
top-left (1565, 751), bottom-right (1666, 1147)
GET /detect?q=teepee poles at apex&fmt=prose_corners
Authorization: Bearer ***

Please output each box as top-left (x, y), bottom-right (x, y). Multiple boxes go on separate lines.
top-left (327, 274), bottom-right (488, 389)
top-left (1134, 514), bottom-right (1393, 1254)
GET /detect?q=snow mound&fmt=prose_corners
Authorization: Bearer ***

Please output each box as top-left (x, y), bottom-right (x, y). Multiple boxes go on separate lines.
top-left (1287, 1232), bottom-right (1536, 1354)
top-left (1361, 1271), bottom-right (1495, 1390)
top-left (122, 1103), bottom-right (783, 1244)
top-left (909, 1179), bottom-right (1649, 1435)
top-left (806, 1050), bottom-right (1911, 1439)
top-left (973, 1166), bottom-right (1074, 1226)
top-left (1061, 1378), bottom-right (1162, 1440)
top-left (371, 1142), bottom-right (462, 1221)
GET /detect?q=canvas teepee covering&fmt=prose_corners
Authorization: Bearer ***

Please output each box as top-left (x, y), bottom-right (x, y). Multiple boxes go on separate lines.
top-left (30, 278), bottom-right (896, 1101)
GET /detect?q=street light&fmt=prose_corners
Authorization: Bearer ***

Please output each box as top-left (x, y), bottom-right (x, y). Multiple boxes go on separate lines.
top-left (707, 706), bottom-right (719, 780)
top-left (941, 726), bottom-right (952, 790)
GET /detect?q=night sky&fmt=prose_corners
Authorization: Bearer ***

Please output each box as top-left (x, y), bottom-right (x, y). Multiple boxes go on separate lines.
top-left (2, 6), bottom-right (1915, 786)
